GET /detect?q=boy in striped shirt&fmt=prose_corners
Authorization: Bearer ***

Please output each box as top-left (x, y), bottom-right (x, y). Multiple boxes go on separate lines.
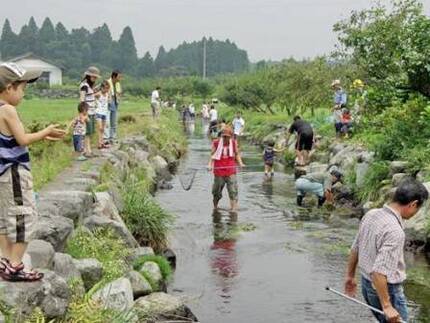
top-left (0, 63), bottom-right (65, 281)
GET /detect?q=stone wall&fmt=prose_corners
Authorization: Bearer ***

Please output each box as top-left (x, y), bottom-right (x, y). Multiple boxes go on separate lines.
top-left (0, 135), bottom-right (196, 321)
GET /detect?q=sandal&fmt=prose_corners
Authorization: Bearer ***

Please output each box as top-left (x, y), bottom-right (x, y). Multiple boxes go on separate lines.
top-left (0, 258), bottom-right (23, 275)
top-left (0, 268), bottom-right (44, 282)
top-left (0, 261), bottom-right (43, 282)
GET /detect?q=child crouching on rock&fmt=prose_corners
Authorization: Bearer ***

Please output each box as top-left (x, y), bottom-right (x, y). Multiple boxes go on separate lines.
top-left (0, 63), bottom-right (65, 281)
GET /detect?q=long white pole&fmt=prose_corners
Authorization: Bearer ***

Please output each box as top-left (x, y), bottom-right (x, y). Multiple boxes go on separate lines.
top-left (326, 287), bottom-right (406, 323)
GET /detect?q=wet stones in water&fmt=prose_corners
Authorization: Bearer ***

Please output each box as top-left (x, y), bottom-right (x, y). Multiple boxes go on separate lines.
top-left (157, 179), bottom-right (173, 190)
top-left (162, 248), bottom-right (177, 269)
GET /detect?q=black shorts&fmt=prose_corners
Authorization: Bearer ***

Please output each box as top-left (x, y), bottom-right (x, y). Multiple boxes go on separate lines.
top-left (296, 132), bottom-right (313, 151)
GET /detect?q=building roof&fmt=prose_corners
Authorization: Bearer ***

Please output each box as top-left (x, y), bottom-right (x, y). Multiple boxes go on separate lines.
top-left (5, 52), bottom-right (64, 70)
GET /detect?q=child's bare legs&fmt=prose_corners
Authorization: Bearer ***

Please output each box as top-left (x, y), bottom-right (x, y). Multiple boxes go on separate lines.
top-left (264, 164), bottom-right (271, 177)
top-left (295, 149), bottom-right (303, 165)
top-left (302, 150), bottom-right (310, 165)
top-left (0, 236), bottom-right (26, 266)
top-left (229, 199), bottom-right (238, 212)
top-left (97, 120), bottom-right (104, 147)
top-left (84, 136), bottom-right (91, 155)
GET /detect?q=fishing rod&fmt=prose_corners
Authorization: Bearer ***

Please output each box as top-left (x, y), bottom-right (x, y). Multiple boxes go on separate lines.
top-left (325, 287), bottom-right (406, 323)
top-left (178, 165), bottom-right (262, 191)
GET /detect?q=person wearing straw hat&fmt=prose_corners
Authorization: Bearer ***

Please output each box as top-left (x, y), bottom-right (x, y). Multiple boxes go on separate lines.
top-left (331, 79), bottom-right (347, 137)
top-left (344, 178), bottom-right (428, 323)
top-left (208, 126), bottom-right (245, 212)
top-left (79, 66), bottom-right (101, 157)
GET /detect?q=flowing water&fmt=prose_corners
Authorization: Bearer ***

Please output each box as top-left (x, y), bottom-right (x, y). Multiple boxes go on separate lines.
top-left (156, 122), bottom-right (430, 323)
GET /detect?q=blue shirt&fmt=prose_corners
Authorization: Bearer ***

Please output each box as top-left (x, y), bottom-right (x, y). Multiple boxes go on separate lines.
top-left (334, 89), bottom-right (347, 106)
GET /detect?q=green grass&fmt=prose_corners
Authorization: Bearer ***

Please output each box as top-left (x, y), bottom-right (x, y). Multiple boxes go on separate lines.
top-left (13, 97), bottom-right (153, 190)
top-left (133, 255), bottom-right (173, 281)
top-left (65, 227), bottom-right (131, 283)
top-left (18, 97), bottom-right (147, 124)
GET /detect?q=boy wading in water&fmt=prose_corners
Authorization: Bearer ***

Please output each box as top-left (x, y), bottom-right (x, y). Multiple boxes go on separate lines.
top-left (0, 63), bottom-right (65, 281)
top-left (263, 140), bottom-right (285, 179)
top-left (208, 127), bottom-right (245, 212)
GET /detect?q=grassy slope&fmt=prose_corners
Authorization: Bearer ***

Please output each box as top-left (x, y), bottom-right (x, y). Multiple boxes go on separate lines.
top-left (18, 97), bottom-right (150, 190)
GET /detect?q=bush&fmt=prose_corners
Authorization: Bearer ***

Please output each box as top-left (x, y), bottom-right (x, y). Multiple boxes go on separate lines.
top-left (133, 255), bottom-right (173, 281)
top-left (122, 170), bottom-right (174, 252)
top-left (65, 227), bottom-right (131, 283)
top-left (357, 161), bottom-right (390, 202)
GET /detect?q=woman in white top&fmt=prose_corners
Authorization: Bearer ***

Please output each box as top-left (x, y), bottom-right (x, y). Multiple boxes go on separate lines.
top-left (79, 66), bottom-right (100, 156)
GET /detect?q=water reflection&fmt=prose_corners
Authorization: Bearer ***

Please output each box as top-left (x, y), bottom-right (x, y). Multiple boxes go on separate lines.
top-left (183, 120), bottom-right (195, 135)
top-left (210, 210), bottom-right (240, 298)
top-left (202, 119), bottom-right (210, 136)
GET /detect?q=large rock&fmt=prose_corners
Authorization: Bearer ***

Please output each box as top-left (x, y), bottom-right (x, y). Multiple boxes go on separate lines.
top-left (126, 271), bottom-right (152, 298)
top-left (83, 215), bottom-right (139, 248)
top-left (392, 173), bottom-right (408, 187)
top-left (150, 155), bottom-right (172, 181)
top-left (26, 240), bottom-right (55, 270)
top-left (134, 292), bottom-right (188, 319)
top-left (31, 213), bottom-right (74, 252)
top-left (0, 271), bottom-right (70, 319)
top-left (121, 136), bottom-right (150, 151)
top-left (306, 162), bottom-right (328, 174)
top-left (135, 150), bottom-right (150, 163)
top-left (39, 191), bottom-right (94, 224)
top-left (92, 277), bottom-right (134, 311)
top-left (128, 247), bottom-right (155, 263)
top-left (389, 161), bottom-right (408, 176)
top-left (53, 253), bottom-right (82, 281)
top-left (405, 182), bottom-right (430, 243)
top-left (62, 178), bottom-right (98, 192)
top-left (139, 261), bottom-right (162, 284)
top-left (73, 258), bottom-right (103, 291)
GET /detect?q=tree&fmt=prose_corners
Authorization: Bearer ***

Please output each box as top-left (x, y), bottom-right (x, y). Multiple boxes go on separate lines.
top-left (334, 0), bottom-right (430, 98)
top-left (1, 19), bottom-right (19, 58)
top-left (22, 17), bottom-right (39, 54)
top-left (113, 26), bottom-right (138, 73)
top-left (154, 46), bottom-right (168, 72)
top-left (138, 51), bottom-right (155, 77)
top-left (90, 23), bottom-right (113, 64)
top-left (39, 18), bottom-right (56, 56)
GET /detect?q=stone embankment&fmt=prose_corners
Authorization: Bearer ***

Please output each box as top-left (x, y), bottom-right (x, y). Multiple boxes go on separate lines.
top-left (0, 135), bottom-right (197, 322)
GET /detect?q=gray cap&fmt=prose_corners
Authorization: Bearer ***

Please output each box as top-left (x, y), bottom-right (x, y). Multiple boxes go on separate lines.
top-left (0, 63), bottom-right (42, 88)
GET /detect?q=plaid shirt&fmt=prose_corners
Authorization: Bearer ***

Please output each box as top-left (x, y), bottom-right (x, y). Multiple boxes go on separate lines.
top-left (351, 205), bottom-right (406, 284)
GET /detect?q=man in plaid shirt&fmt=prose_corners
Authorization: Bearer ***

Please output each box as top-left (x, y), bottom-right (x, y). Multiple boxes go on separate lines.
top-left (344, 178), bottom-right (428, 323)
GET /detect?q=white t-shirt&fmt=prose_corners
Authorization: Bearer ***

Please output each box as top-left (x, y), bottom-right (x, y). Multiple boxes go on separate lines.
top-left (151, 90), bottom-right (160, 104)
top-left (201, 104), bottom-right (209, 119)
top-left (95, 93), bottom-right (109, 116)
top-left (232, 117), bottom-right (245, 135)
top-left (189, 104), bottom-right (195, 114)
top-left (209, 109), bottom-right (218, 122)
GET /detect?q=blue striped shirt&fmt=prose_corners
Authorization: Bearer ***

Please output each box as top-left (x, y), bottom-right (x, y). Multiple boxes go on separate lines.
top-left (0, 104), bottom-right (30, 175)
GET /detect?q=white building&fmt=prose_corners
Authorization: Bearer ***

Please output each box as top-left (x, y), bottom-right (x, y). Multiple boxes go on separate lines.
top-left (4, 53), bottom-right (63, 86)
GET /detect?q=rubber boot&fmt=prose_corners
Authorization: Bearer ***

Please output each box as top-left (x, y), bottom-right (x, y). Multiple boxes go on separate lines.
top-left (297, 195), bottom-right (303, 206)
top-left (318, 196), bottom-right (326, 208)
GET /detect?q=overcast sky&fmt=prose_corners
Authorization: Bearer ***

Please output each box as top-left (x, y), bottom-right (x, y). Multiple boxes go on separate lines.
top-left (1, 0), bottom-right (430, 62)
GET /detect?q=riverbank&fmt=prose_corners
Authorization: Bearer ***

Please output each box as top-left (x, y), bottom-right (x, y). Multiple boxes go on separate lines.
top-left (213, 106), bottom-right (430, 318)
top-left (0, 108), bottom-right (195, 322)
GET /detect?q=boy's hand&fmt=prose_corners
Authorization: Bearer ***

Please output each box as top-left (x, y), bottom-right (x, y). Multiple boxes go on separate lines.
top-left (45, 124), bottom-right (66, 139)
